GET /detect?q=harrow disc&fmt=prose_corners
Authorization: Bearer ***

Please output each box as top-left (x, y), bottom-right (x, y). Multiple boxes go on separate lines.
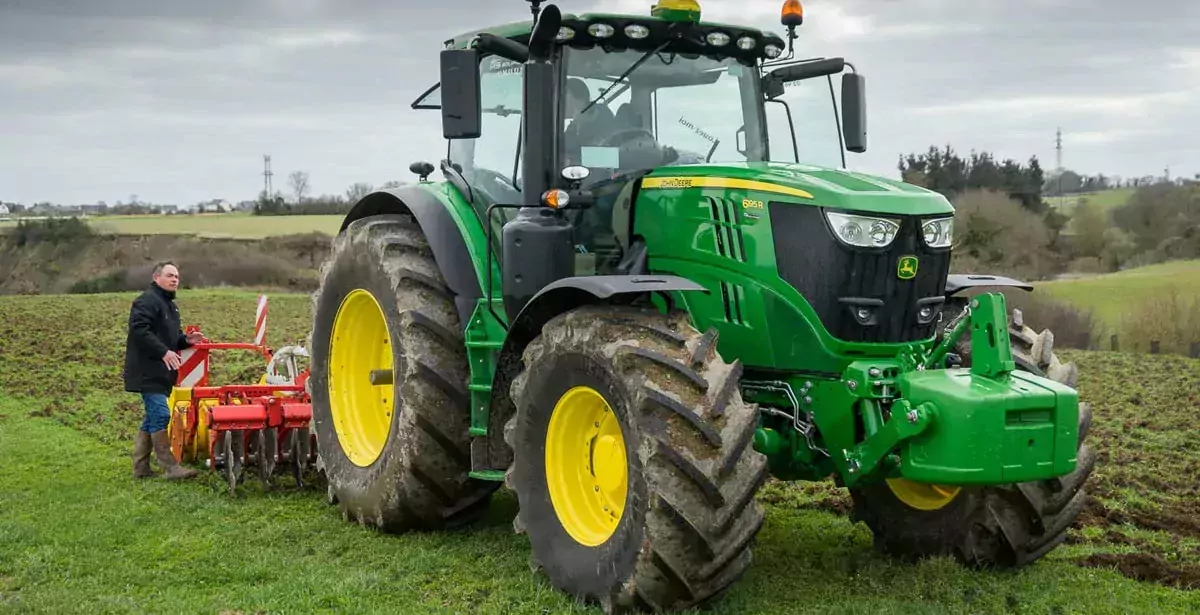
top-left (220, 430), bottom-right (245, 495)
top-left (256, 427), bottom-right (279, 489)
top-left (288, 427), bottom-right (313, 487)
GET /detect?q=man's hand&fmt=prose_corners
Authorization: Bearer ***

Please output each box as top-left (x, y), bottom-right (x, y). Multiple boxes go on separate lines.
top-left (186, 331), bottom-right (205, 345)
top-left (163, 350), bottom-right (182, 370)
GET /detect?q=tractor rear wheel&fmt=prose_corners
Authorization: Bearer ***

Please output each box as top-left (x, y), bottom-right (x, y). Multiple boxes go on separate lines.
top-left (308, 214), bottom-right (496, 531)
top-left (849, 305), bottom-right (1097, 568)
top-left (504, 306), bottom-right (767, 613)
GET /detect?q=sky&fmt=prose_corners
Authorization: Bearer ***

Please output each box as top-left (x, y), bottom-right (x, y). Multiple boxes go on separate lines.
top-left (1, 0), bottom-right (1198, 205)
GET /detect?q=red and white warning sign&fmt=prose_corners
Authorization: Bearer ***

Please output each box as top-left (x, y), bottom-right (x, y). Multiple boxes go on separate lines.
top-left (255, 294), bottom-right (268, 347)
top-left (178, 347), bottom-right (209, 388)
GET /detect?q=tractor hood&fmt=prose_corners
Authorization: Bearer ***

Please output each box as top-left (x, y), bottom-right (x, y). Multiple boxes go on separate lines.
top-left (640, 162), bottom-right (955, 217)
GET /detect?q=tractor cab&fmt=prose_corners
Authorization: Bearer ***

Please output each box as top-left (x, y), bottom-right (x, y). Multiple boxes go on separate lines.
top-left (414, 0), bottom-right (866, 282)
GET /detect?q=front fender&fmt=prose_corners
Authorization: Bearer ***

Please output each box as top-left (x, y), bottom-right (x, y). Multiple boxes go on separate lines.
top-left (481, 274), bottom-right (709, 470)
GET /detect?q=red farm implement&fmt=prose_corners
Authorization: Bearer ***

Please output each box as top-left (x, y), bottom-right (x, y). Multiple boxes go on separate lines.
top-left (166, 295), bottom-right (317, 494)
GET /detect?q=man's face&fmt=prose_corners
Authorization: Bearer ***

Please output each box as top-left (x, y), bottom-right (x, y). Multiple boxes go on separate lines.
top-left (154, 265), bottom-right (180, 292)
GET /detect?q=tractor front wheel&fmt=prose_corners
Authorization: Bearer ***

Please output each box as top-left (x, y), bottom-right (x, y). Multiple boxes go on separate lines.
top-left (308, 214), bottom-right (496, 531)
top-left (849, 307), bottom-right (1098, 568)
top-left (505, 306), bottom-right (767, 613)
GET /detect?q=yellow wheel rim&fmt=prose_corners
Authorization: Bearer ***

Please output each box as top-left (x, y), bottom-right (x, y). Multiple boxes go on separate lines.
top-left (545, 386), bottom-right (628, 547)
top-left (886, 478), bottom-right (962, 511)
top-left (328, 289), bottom-right (394, 467)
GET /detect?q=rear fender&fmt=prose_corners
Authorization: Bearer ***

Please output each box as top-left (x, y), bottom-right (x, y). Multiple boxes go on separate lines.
top-left (341, 185), bottom-right (484, 325)
top-left (480, 275), bottom-right (709, 470)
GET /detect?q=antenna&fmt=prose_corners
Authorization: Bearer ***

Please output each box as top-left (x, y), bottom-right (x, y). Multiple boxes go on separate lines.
top-left (526, 0), bottom-right (543, 20)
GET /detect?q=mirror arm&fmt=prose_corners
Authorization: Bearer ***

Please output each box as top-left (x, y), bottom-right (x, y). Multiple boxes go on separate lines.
top-left (475, 33), bottom-right (529, 64)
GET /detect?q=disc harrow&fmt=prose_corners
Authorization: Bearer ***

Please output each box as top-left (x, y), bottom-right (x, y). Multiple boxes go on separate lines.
top-left (165, 295), bottom-right (317, 494)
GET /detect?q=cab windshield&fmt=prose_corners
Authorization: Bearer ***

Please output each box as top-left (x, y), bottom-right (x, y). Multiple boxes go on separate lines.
top-left (561, 46), bottom-right (768, 181)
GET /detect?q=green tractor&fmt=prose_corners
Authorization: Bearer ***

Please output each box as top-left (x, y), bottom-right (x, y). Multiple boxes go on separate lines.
top-left (306, 0), bottom-right (1096, 611)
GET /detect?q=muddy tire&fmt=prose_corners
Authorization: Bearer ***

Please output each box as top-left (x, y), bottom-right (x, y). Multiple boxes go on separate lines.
top-left (504, 306), bottom-right (767, 613)
top-left (308, 214), bottom-right (496, 531)
top-left (849, 304), bottom-right (1097, 568)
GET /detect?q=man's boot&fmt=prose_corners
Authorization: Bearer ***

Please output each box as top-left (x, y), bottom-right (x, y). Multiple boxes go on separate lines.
top-left (132, 430), bottom-right (155, 478)
top-left (150, 430), bottom-right (197, 480)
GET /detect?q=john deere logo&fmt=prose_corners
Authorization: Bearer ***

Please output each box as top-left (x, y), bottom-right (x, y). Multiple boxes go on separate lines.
top-left (897, 256), bottom-right (919, 280)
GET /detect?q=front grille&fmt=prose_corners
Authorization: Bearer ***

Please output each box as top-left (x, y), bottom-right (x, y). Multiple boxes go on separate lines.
top-left (769, 202), bottom-right (951, 343)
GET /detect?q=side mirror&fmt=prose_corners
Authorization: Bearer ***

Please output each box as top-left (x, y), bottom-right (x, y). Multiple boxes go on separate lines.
top-left (440, 49), bottom-right (481, 139)
top-left (841, 73), bottom-right (866, 153)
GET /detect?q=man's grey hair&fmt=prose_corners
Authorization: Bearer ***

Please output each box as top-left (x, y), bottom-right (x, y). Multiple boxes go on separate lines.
top-left (152, 261), bottom-right (178, 277)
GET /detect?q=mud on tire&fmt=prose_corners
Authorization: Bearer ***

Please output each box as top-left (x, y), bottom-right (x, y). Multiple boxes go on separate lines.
top-left (849, 303), bottom-right (1098, 568)
top-left (504, 305), bottom-right (768, 613)
top-left (308, 214), bottom-right (496, 531)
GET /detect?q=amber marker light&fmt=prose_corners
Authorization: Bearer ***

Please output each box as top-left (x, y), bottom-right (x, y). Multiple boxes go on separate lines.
top-left (542, 189), bottom-right (570, 209)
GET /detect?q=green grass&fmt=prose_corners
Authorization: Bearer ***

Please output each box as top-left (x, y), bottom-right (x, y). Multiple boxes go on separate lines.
top-left (1048, 187), bottom-right (1135, 215)
top-left (1, 292), bottom-right (1199, 613)
top-left (0, 213), bottom-right (343, 239)
top-left (3, 404), bottom-right (1196, 614)
top-left (1036, 260), bottom-right (1200, 330)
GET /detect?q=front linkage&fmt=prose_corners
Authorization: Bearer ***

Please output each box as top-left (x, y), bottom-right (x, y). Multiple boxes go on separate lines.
top-left (751, 291), bottom-right (1081, 490)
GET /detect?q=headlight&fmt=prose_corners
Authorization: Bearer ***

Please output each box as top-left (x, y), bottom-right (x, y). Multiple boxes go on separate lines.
top-left (922, 217), bottom-right (953, 248)
top-left (825, 211), bottom-right (901, 248)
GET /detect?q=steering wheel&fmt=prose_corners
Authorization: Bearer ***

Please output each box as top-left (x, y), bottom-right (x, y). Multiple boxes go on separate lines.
top-left (602, 128), bottom-right (657, 148)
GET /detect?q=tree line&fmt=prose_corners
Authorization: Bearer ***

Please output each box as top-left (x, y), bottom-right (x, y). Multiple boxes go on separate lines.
top-left (898, 145), bottom-right (1199, 281)
top-left (252, 171), bottom-right (406, 216)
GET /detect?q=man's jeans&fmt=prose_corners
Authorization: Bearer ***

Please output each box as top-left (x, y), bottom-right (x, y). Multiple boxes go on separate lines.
top-left (140, 392), bottom-right (170, 433)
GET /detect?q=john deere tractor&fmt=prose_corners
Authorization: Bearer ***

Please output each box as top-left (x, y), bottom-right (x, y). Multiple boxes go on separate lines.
top-left (306, 0), bottom-right (1096, 611)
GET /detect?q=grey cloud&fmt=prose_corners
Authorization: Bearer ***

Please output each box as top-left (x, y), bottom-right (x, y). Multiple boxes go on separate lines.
top-left (1, 0), bottom-right (1198, 205)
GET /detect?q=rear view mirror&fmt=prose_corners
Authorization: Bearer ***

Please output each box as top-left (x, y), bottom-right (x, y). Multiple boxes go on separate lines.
top-left (841, 73), bottom-right (866, 153)
top-left (440, 49), bottom-right (481, 139)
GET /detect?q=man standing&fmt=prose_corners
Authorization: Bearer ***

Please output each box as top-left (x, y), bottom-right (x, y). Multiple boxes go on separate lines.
top-left (124, 261), bottom-right (201, 480)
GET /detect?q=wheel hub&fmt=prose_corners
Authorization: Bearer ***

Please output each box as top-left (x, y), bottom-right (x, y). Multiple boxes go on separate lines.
top-left (328, 288), bottom-right (394, 467)
top-left (545, 386), bottom-right (628, 547)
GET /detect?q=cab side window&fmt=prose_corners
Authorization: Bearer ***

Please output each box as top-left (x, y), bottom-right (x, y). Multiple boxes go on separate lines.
top-left (449, 55), bottom-right (525, 207)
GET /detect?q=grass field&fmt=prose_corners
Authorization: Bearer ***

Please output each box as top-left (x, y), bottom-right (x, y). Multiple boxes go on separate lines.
top-left (0, 213), bottom-right (343, 239)
top-left (1037, 260), bottom-right (1200, 334)
top-left (1048, 187), bottom-right (1136, 215)
top-left (1, 291), bottom-right (1198, 614)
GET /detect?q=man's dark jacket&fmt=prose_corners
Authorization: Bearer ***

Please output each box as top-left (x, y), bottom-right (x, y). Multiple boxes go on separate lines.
top-left (123, 283), bottom-right (192, 394)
